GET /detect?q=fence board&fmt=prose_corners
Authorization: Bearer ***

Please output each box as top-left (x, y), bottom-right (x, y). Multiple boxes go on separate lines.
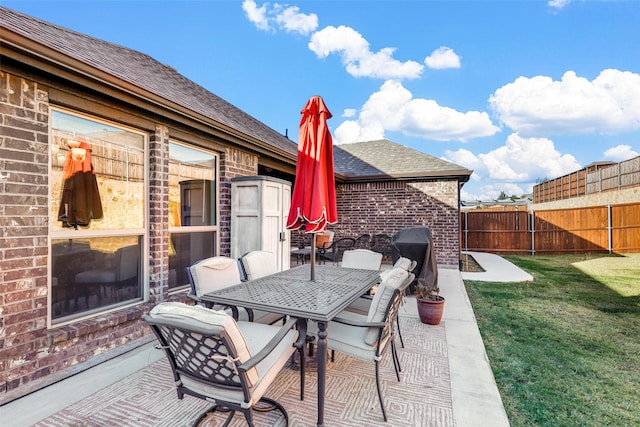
top-left (460, 203), bottom-right (640, 255)
top-left (611, 203), bottom-right (640, 253)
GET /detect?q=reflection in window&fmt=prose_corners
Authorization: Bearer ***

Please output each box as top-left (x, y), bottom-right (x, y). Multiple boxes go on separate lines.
top-left (168, 142), bottom-right (218, 290)
top-left (51, 111), bottom-right (145, 231)
top-left (51, 237), bottom-right (142, 321)
top-left (50, 109), bottom-right (146, 323)
top-left (169, 143), bottom-right (216, 227)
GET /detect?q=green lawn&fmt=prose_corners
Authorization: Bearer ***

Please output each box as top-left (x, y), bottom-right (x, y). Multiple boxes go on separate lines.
top-left (464, 253), bottom-right (640, 427)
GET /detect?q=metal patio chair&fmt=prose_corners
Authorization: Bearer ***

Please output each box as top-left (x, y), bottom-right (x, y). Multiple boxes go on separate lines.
top-left (347, 257), bottom-right (418, 348)
top-left (307, 268), bottom-right (415, 421)
top-left (317, 237), bottom-right (355, 265)
top-left (186, 256), bottom-right (282, 324)
top-left (143, 302), bottom-right (306, 427)
top-left (353, 233), bottom-right (372, 249)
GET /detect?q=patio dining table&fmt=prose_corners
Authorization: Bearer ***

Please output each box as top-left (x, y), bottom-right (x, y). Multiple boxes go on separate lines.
top-left (201, 264), bottom-right (380, 427)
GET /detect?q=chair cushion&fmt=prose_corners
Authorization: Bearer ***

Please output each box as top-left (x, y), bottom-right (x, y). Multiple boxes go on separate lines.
top-left (180, 320), bottom-right (298, 408)
top-left (341, 249), bottom-right (382, 270)
top-left (241, 251), bottom-right (278, 281)
top-left (364, 268), bottom-right (408, 344)
top-left (393, 257), bottom-right (412, 271)
top-left (147, 302), bottom-right (258, 385)
top-left (201, 256), bottom-right (236, 270)
top-left (190, 257), bottom-right (242, 296)
top-left (307, 315), bottom-right (387, 361)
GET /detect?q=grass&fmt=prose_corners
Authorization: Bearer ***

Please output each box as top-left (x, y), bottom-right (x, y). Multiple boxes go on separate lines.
top-left (464, 253), bottom-right (640, 427)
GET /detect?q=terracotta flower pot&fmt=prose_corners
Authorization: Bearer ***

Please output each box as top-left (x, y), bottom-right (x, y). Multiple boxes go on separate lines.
top-left (416, 296), bottom-right (445, 325)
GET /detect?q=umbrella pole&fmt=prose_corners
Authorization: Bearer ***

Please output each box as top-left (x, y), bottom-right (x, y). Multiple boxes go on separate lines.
top-left (311, 233), bottom-right (316, 281)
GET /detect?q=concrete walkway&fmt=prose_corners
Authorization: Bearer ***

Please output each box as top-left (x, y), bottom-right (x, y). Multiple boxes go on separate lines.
top-left (2, 260), bottom-right (514, 427)
top-left (461, 251), bottom-right (533, 282)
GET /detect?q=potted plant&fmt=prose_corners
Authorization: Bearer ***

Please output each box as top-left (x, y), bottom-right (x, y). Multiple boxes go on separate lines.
top-left (415, 282), bottom-right (445, 325)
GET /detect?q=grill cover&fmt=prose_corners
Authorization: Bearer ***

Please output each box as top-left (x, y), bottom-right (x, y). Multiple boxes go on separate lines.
top-left (391, 227), bottom-right (438, 294)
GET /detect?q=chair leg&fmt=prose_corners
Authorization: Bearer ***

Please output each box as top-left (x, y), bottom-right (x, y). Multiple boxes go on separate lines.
top-left (299, 345), bottom-right (306, 401)
top-left (374, 360), bottom-right (388, 422)
top-left (396, 314), bottom-right (405, 348)
top-left (192, 404), bottom-right (230, 427)
top-left (390, 339), bottom-right (401, 381)
top-left (252, 397), bottom-right (289, 426)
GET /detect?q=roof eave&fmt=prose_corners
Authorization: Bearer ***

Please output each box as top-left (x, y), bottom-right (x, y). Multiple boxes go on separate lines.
top-left (340, 169), bottom-right (472, 183)
top-left (1, 27), bottom-right (298, 164)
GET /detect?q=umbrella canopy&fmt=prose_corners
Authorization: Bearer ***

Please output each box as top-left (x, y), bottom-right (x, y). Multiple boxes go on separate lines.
top-left (286, 96), bottom-right (338, 279)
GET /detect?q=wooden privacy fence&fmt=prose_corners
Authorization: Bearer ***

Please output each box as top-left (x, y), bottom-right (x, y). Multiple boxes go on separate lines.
top-left (533, 156), bottom-right (640, 203)
top-left (461, 203), bottom-right (640, 255)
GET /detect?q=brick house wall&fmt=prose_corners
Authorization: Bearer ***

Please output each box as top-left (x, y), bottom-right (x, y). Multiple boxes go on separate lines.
top-left (148, 125), bottom-right (170, 304)
top-left (290, 180), bottom-right (463, 267)
top-left (1, 71), bottom-right (53, 399)
top-left (0, 71), bottom-right (260, 403)
top-left (334, 180), bottom-right (461, 267)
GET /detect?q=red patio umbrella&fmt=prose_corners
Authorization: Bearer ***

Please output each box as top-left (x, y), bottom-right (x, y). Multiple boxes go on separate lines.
top-left (287, 96), bottom-right (338, 280)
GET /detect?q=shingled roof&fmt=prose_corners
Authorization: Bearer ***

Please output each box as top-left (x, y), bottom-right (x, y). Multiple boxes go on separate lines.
top-left (334, 140), bottom-right (472, 182)
top-left (2, 7), bottom-right (472, 183)
top-left (0, 6), bottom-right (297, 157)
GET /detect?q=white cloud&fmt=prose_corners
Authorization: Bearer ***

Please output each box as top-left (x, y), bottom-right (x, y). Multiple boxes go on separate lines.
top-left (242, 0), bottom-right (270, 31)
top-left (309, 26), bottom-right (424, 79)
top-left (444, 133), bottom-right (581, 199)
top-left (342, 108), bottom-right (357, 118)
top-left (489, 69), bottom-right (640, 137)
top-left (548, 0), bottom-right (572, 10)
top-left (440, 148), bottom-right (483, 171)
top-left (242, 1), bottom-right (318, 35)
top-left (603, 144), bottom-right (639, 161)
top-left (275, 5), bottom-right (318, 35)
top-left (334, 80), bottom-right (500, 143)
top-left (424, 47), bottom-right (461, 69)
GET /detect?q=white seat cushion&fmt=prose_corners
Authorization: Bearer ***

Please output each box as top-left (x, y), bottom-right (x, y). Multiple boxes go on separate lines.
top-left (180, 320), bottom-right (298, 408)
top-left (364, 268), bottom-right (408, 344)
top-left (241, 251), bottom-right (278, 281)
top-left (341, 249), bottom-right (383, 270)
top-left (307, 312), bottom-right (389, 361)
top-left (190, 256), bottom-right (242, 296)
top-left (148, 302), bottom-right (256, 383)
top-left (393, 257), bottom-right (412, 271)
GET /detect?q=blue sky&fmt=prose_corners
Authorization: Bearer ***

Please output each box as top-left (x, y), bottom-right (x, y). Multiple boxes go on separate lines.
top-left (5, 0), bottom-right (640, 200)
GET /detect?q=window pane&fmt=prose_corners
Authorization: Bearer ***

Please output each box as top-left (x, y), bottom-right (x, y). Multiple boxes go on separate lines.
top-left (51, 110), bottom-right (145, 231)
top-left (169, 231), bottom-right (216, 289)
top-left (51, 236), bottom-right (142, 320)
top-left (169, 143), bottom-right (216, 227)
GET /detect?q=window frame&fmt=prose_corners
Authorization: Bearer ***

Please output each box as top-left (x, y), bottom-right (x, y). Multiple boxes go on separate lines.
top-left (168, 140), bottom-right (220, 293)
top-left (48, 106), bottom-right (149, 328)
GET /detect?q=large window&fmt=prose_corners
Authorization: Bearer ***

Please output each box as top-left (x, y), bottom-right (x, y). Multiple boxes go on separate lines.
top-left (168, 142), bottom-right (218, 290)
top-left (50, 109), bottom-right (146, 323)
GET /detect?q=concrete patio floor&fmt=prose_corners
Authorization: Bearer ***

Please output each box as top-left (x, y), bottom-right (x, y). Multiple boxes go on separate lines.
top-left (2, 256), bottom-right (520, 426)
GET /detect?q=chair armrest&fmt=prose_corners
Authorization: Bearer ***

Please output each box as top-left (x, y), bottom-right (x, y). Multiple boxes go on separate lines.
top-left (332, 316), bottom-right (385, 329)
top-left (186, 291), bottom-right (200, 303)
top-left (237, 316), bottom-right (302, 372)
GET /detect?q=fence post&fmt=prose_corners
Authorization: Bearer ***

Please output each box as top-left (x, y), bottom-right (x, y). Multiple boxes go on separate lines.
top-left (464, 210), bottom-right (468, 252)
top-left (530, 210), bottom-right (535, 255)
top-left (607, 204), bottom-right (613, 254)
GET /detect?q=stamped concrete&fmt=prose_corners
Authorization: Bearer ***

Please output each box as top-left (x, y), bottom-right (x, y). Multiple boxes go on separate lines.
top-left (2, 259), bottom-right (515, 426)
